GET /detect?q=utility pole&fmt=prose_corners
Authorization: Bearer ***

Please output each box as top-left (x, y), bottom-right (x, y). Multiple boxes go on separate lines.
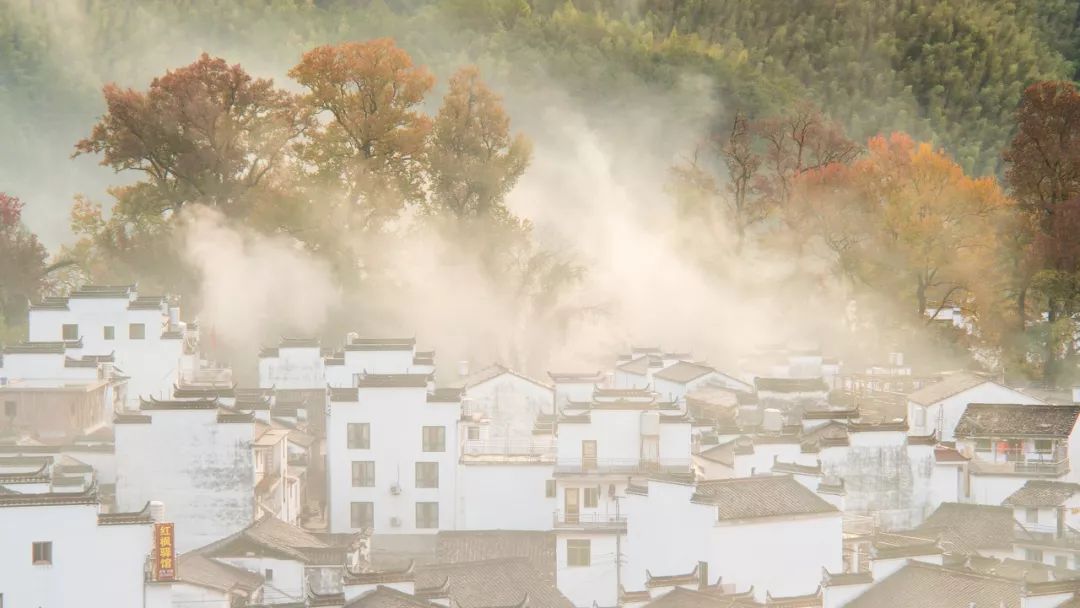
top-left (615, 495), bottom-right (622, 605)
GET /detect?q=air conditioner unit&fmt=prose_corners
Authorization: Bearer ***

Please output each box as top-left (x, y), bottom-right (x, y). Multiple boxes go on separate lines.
top-left (390, 516), bottom-right (402, 527)
top-left (390, 483), bottom-right (402, 495)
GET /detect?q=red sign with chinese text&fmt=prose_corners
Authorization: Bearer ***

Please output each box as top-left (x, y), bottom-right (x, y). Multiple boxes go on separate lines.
top-left (153, 522), bottom-right (176, 581)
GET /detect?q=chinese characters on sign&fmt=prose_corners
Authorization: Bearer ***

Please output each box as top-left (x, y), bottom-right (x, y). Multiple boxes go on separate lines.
top-left (153, 522), bottom-right (176, 581)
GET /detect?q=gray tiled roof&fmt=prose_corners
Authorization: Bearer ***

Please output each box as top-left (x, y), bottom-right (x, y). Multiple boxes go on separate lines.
top-left (845, 561), bottom-right (1022, 608)
top-left (653, 361), bottom-right (715, 384)
top-left (914, 502), bottom-right (1015, 554)
top-left (1002, 480), bottom-right (1080, 508)
top-left (753, 377), bottom-right (828, 393)
top-left (954, 404), bottom-right (1080, 438)
top-left (415, 558), bottom-right (573, 608)
top-left (907, 372), bottom-right (990, 406)
top-left (176, 553), bottom-right (263, 594)
top-left (344, 585), bottom-right (443, 608)
top-left (198, 515), bottom-right (331, 563)
top-left (691, 475), bottom-right (838, 520)
top-left (435, 531), bottom-right (556, 583)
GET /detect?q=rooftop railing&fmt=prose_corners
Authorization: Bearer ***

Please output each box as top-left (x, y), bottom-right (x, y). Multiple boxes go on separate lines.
top-left (969, 450), bottom-right (1069, 477)
top-left (553, 509), bottom-right (627, 530)
top-left (461, 439), bottom-right (556, 458)
top-left (1015, 521), bottom-right (1080, 549)
top-left (553, 458), bottom-right (692, 475)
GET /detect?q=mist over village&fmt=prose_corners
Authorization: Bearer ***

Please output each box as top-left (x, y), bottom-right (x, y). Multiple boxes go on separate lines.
top-left (6, 1), bottom-right (1080, 607)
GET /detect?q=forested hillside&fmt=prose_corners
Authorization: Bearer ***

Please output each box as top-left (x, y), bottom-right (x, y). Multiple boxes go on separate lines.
top-left (4, 0), bottom-right (1078, 236)
top-left (3, 0), bottom-right (1080, 381)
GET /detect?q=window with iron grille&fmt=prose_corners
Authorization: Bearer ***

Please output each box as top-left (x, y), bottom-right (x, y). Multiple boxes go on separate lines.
top-left (352, 461), bottom-right (375, 487)
top-left (416, 502), bottom-right (439, 529)
top-left (567, 540), bottom-right (590, 566)
top-left (348, 423), bottom-right (370, 449)
top-left (351, 502), bottom-right (374, 528)
top-left (422, 426), bottom-right (445, 452)
top-left (416, 462), bottom-right (439, 488)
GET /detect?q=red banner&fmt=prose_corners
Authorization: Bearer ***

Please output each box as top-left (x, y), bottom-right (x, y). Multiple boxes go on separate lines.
top-left (153, 522), bottom-right (176, 581)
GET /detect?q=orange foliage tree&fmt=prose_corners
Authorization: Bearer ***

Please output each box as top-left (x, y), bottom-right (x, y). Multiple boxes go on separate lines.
top-left (795, 132), bottom-right (1011, 321)
top-left (290, 38), bottom-right (435, 232)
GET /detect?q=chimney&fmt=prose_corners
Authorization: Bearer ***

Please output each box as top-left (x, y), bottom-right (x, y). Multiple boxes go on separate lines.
top-left (1072, 386), bottom-right (1080, 404)
top-left (698, 561), bottom-right (709, 589)
top-left (149, 501), bottom-right (166, 522)
top-left (457, 360), bottom-right (470, 378)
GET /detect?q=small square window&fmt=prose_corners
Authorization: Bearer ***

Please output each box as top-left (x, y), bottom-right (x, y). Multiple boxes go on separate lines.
top-left (352, 461), bottom-right (375, 487)
top-left (264, 568), bottom-right (273, 581)
top-left (545, 480), bottom-right (556, 498)
top-left (416, 502), bottom-right (439, 529)
top-left (467, 426), bottom-right (480, 441)
top-left (416, 462), bottom-right (439, 488)
top-left (32, 541), bottom-right (52, 565)
top-left (422, 426), bottom-right (445, 452)
top-left (103, 326), bottom-right (115, 340)
top-left (567, 539), bottom-right (590, 566)
top-left (62, 324), bottom-right (78, 341)
top-left (348, 423), bottom-right (370, 449)
top-left (1056, 555), bottom-right (1068, 569)
top-left (129, 323), bottom-right (145, 340)
top-left (4, 401), bottom-right (15, 418)
top-left (1026, 548), bottom-right (1044, 562)
top-left (1027, 508), bottom-right (1039, 524)
top-left (351, 502), bottom-right (374, 529)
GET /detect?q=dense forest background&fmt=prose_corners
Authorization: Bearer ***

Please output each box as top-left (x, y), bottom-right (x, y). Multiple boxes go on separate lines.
top-left (3, 0), bottom-right (1080, 382)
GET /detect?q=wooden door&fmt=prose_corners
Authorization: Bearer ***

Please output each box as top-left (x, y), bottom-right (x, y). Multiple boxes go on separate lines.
top-left (565, 488), bottom-right (580, 524)
top-left (582, 440), bottom-right (597, 471)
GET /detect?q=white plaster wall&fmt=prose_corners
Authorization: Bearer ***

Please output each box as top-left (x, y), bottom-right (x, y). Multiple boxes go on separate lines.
top-left (221, 557), bottom-right (305, 604)
top-left (30, 298), bottom-right (181, 403)
top-left (929, 463), bottom-right (963, 510)
top-left (969, 475), bottom-right (1030, 506)
top-left (464, 375), bottom-right (553, 441)
top-left (818, 433), bottom-right (935, 529)
top-left (614, 371), bottom-right (649, 389)
top-left (114, 410), bottom-right (255, 552)
top-left (342, 350), bottom-right (416, 376)
top-left (736, 443), bottom-right (801, 477)
top-left (458, 464), bottom-right (555, 529)
top-left (709, 514), bottom-right (843, 601)
top-left (556, 532), bottom-right (619, 607)
top-left (327, 387), bottom-right (460, 534)
top-left (0, 502), bottom-right (153, 608)
top-left (654, 373), bottom-right (720, 403)
top-left (659, 422), bottom-right (690, 457)
top-left (620, 481), bottom-right (708, 591)
top-left (558, 411), bottom-right (637, 465)
top-left (909, 383), bottom-right (1043, 441)
top-left (259, 347), bottom-right (325, 389)
top-left (555, 381), bottom-right (597, 408)
top-left (171, 582), bottom-right (232, 608)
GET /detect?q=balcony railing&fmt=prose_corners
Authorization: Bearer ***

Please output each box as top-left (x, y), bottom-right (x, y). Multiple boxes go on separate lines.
top-left (1015, 521), bottom-right (1080, 549)
top-left (969, 455), bottom-right (1069, 477)
top-left (553, 509), bottom-right (627, 530)
top-left (462, 439), bottom-right (556, 457)
top-left (554, 458), bottom-right (692, 475)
